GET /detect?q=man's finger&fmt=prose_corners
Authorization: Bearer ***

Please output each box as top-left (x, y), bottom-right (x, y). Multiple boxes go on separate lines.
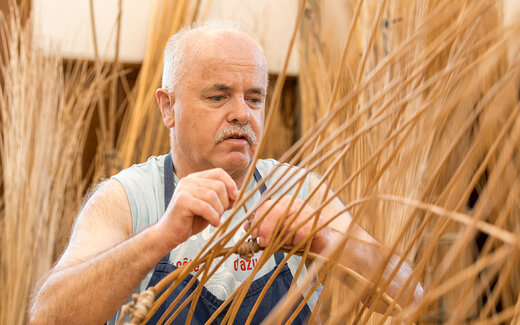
top-left (187, 197), bottom-right (221, 227)
top-left (192, 185), bottom-right (225, 216)
top-left (194, 179), bottom-right (230, 210)
top-left (196, 168), bottom-right (239, 201)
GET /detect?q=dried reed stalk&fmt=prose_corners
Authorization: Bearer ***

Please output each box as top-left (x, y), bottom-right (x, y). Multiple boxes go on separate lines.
top-left (0, 4), bottom-right (108, 324)
top-left (116, 0), bottom-right (203, 168)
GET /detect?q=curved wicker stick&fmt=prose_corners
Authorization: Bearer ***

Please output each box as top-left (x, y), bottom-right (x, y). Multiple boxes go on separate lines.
top-left (411, 245), bottom-right (511, 317)
top-left (247, 195), bottom-right (394, 325)
top-left (447, 254), bottom-right (506, 324)
top-left (225, 186), bottom-right (374, 323)
top-left (306, 0), bottom-right (366, 154)
top-left (477, 181), bottom-right (520, 319)
top-left (263, 231), bottom-right (404, 324)
top-left (133, 241), bottom-right (259, 324)
top-left (376, 66), bottom-right (520, 323)
top-left (263, 190), bottom-right (519, 324)
top-left (378, 195), bottom-right (519, 247)
top-left (287, 166), bottom-right (340, 300)
top-left (413, 103), bottom-right (520, 320)
top-left (360, 39), bottom-right (520, 320)
top-left (366, 77), bottom-right (520, 323)
top-left (183, 241), bottom-right (224, 325)
top-left (431, 106), bottom-right (520, 283)
top-left (352, 39), bottom-right (520, 318)
top-left (243, 182), bottom-right (309, 325)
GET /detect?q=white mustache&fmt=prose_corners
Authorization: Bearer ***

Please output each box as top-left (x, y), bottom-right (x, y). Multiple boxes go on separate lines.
top-left (215, 124), bottom-right (257, 145)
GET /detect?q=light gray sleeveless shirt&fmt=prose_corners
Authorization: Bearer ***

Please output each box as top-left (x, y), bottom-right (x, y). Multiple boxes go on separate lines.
top-left (112, 155), bottom-right (313, 302)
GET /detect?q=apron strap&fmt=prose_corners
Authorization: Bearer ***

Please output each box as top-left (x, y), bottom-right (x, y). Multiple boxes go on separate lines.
top-left (253, 168), bottom-right (267, 195)
top-left (164, 153), bottom-right (175, 210)
top-left (160, 153), bottom-right (175, 263)
top-left (252, 168), bottom-right (285, 265)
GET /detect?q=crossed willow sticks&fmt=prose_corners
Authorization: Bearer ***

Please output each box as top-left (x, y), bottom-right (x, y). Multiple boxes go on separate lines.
top-left (118, 0), bottom-right (520, 323)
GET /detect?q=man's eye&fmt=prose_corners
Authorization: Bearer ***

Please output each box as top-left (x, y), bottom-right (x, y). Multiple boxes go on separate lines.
top-left (248, 97), bottom-right (263, 105)
top-left (209, 95), bottom-right (225, 102)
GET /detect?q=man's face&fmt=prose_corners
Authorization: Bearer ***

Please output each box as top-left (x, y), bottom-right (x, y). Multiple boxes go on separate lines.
top-left (170, 32), bottom-right (267, 180)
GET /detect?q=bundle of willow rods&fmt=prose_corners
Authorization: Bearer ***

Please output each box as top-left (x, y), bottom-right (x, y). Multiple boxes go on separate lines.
top-left (115, 0), bottom-right (204, 169)
top-left (0, 5), bottom-right (109, 325)
top-left (119, 0), bottom-right (520, 324)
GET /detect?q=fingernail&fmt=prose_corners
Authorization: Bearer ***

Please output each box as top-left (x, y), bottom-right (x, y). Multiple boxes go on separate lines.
top-left (258, 236), bottom-right (265, 247)
top-left (252, 228), bottom-right (258, 237)
top-left (233, 189), bottom-right (239, 199)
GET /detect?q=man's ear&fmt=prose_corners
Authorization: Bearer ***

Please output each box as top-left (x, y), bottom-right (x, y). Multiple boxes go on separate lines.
top-left (156, 88), bottom-right (175, 128)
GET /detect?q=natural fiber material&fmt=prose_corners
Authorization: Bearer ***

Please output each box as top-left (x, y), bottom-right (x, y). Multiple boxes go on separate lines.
top-left (0, 4), bottom-right (108, 324)
top-left (1, 0), bottom-right (519, 324)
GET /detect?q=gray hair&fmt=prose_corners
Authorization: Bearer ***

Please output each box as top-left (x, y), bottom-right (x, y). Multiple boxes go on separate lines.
top-left (161, 20), bottom-right (268, 92)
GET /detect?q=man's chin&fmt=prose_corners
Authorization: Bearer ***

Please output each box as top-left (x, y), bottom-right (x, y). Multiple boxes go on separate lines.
top-left (216, 153), bottom-right (252, 175)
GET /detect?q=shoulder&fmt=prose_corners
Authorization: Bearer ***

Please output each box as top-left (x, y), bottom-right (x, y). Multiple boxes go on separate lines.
top-left (111, 155), bottom-right (167, 231)
top-left (54, 178), bottom-right (132, 271)
top-left (113, 155), bottom-right (166, 184)
top-left (255, 158), bottom-right (306, 175)
top-left (255, 159), bottom-right (310, 199)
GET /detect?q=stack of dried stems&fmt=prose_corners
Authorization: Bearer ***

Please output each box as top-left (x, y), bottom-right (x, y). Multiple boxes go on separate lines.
top-left (116, 0), bottom-right (203, 168)
top-left (0, 5), bottom-right (108, 325)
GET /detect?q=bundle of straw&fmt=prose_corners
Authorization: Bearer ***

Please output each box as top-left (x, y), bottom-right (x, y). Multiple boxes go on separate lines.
top-left (0, 5), bottom-right (108, 324)
top-left (116, 0), bottom-right (203, 168)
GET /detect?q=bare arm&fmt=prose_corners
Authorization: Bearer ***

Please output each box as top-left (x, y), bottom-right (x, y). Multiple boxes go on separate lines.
top-left (29, 168), bottom-right (238, 324)
top-left (28, 180), bottom-right (172, 324)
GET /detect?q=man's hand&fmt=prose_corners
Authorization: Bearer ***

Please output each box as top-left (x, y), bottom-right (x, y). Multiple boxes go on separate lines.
top-left (245, 195), bottom-right (332, 253)
top-left (156, 168), bottom-right (239, 249)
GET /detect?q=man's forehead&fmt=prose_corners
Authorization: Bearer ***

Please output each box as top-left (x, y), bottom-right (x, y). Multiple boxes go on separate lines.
top-left (187, 30), bottom-right (266, 68)
top-left (202, 83), bottom-right (266, 96)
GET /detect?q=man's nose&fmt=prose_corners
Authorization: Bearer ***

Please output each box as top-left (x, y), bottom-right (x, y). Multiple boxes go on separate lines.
top-left (227, 96), bottom-right (250, 124)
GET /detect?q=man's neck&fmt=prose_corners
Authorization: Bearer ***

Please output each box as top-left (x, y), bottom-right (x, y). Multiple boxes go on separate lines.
top-left (169, 152), bottom-right (249, 189)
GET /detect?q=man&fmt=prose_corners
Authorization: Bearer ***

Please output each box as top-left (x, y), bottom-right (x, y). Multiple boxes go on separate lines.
top-left (29, 21), bottom-right (421, 324)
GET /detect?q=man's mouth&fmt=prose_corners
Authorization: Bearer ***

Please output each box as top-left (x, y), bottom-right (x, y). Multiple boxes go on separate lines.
top-left (215, 124), bottom-right (258, 146)
top-left (226, 133), bottom-right (249, 142)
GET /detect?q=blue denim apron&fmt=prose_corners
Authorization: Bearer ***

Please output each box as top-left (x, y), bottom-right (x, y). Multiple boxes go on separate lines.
top-left (145, 153), bottom-right (310, 324)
